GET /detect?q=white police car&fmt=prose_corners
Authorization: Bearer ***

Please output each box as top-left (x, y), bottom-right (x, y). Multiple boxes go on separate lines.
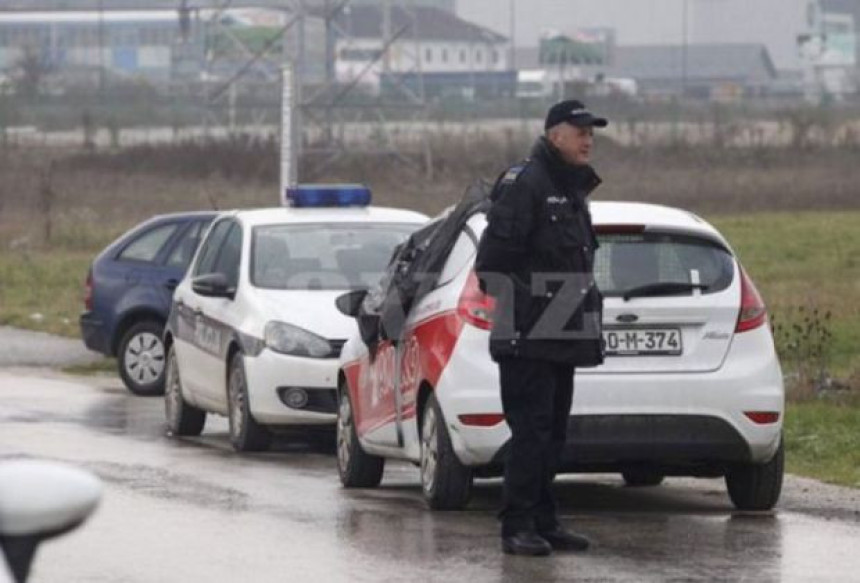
top-left (163, 186), bottom-right (427, 451)
top-left (336, 194), bottom-right (785, 511)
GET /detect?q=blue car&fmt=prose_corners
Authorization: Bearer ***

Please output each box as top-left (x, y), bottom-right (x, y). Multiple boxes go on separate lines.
top-left (80, 212), bottom-right (216, 395)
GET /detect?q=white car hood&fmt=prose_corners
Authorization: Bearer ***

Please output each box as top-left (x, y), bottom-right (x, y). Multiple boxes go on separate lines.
top-left (252, 289), bottom-right (358, 340)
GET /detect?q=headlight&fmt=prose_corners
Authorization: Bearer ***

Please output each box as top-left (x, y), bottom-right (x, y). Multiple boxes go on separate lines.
top-left (264, 321), bottom-right (333, 358)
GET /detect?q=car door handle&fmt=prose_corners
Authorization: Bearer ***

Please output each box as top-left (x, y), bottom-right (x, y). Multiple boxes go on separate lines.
top-left (193, 307), bottom-right (203, 317)
top-left (165, 278), bottom-right (179, 291)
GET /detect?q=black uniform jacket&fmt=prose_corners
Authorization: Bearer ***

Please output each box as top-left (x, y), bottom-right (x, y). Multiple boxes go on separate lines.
top-left (475, 137), bottom-right (605, 366)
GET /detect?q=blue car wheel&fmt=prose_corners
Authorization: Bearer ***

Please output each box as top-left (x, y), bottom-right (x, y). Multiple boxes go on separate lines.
top-left (118, 320), bottom-right (167, 396)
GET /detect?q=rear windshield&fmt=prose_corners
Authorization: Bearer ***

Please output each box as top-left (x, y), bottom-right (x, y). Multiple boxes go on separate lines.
top-left (594, 232), bottom-right (734, 297)
top-left (251, 223), bottom-right (418, 290)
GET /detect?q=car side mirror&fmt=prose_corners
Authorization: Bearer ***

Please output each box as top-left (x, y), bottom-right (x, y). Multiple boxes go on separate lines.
top-left (192, 273), bottom-right (234, 299)
top-left (0, 461), bottom-right (102, 583)
top-left (335, 289), bottom-right (369, 317)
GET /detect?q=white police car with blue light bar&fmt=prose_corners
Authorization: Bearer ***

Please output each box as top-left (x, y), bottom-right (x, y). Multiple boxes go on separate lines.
top-left (163, 185), bottom-right (428, 451)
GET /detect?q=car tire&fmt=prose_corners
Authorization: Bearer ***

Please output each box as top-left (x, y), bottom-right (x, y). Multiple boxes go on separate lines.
top-left (227, 352), bottom-right (272, 452)
top-left (118, 320), bottom-right (167, 396)
top-left (725, 439), bottom-right (784, 511)
top-left (164, 345), bottom-right (206, 437)
top-left (336, 387), bottom-right (384, 488)
top-left (622, 470), bottom-right (665, 487)
top-left (420, 393), bottom-right (473, 510)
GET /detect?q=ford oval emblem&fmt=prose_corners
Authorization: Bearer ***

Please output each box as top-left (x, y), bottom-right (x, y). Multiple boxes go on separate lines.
top-left (616, 313), bottom-right (639, 324)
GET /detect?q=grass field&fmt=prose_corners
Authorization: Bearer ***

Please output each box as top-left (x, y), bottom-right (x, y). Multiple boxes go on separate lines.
top-left (711, 212), bottom-right (860, 381)
top-left (0, 250), bottom-right (93, 337)
top-left (785, 399), bottom-right (860, 488)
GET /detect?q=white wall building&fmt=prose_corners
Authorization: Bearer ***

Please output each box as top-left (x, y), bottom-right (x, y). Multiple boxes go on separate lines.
top-left (334, 4), bottom-right (509, 94)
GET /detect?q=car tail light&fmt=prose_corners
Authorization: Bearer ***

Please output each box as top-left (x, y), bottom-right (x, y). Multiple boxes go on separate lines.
top-left (744, 411), bottom-right (780, 425)
top-left (458, 413), bottom-right (505, 427)
top-left (735, 265), bottom-right (767, 333)
top-left (457, 271), bottom-right (496, 330)
top-left (84, 268), bottom-right (94, 311)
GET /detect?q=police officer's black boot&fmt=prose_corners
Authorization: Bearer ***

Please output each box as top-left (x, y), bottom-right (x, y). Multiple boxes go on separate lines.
top-left (537, 525), bottom-right (590, 552)
top-left (501, 531), bottom-right (553, 556)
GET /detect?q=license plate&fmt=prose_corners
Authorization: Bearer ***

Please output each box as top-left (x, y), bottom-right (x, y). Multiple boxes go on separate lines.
top-left (603, 328), bottom-right (682, 356)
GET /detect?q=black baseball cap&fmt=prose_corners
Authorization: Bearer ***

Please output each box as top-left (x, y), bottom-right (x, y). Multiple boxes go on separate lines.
top-left (544, 100), bottom-right (608, 131)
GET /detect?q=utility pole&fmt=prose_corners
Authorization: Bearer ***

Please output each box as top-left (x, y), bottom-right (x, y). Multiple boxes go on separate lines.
top-left (324, 0), bottom-right (335, 144)
top-left (681, 0), bottom-right (689, 99)
top-left (509, 0), bottom-right (516, 70)
top-left (382, 0), bottom-right (392, 79)
top-left (98, 0), bottom-right (105, 101)
top-left (281, 62), bottom-right (298, 205)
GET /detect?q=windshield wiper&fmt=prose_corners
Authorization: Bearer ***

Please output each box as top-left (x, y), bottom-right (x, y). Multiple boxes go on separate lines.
top-left (622, 282), bottom-right (710, 301)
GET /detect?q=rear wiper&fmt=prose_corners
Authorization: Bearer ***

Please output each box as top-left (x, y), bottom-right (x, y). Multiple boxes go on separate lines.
top-left (622, 282), bottom-right (710, 301)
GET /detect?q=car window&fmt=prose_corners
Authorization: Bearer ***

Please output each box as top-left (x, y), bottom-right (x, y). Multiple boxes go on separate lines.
top-left (117, 223), bottom-right (179, 263)
top-left (437, 229), bottom-right (476, 287)
top-left (212, 223), bottom-right (242, 289)
top-left (194, 219), bottom-right (233, 277)
top-left (252, 223), bottom-right (417, 290)
top-left (594, 232), bottom-right (734, 296)
top-left (165, 220), bottom-right (209, 270)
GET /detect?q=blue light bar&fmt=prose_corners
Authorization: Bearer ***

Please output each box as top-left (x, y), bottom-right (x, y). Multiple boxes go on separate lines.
top-left (285, 184), bottom-right (372, 208)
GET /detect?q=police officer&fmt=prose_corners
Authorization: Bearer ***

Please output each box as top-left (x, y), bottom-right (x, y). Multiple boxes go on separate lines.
top-left (475, 100), bottom-right (607, 557)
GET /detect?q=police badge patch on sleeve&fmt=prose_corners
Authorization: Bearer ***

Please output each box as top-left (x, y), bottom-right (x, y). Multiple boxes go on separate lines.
top-left (502, 161), bottom-right (528, 184)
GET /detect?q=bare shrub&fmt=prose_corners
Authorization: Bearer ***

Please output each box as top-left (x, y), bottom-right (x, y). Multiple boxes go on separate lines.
top-left (37, 162), bottom-right (57, 244)
top-left (64, 134), bottom-right (279, 183)
top-left (772, 305), bottom-right (835, 401)
top-left (3, 129), bottom-right (860, 251)
top-left (776, 107), bottom-right (838, 149)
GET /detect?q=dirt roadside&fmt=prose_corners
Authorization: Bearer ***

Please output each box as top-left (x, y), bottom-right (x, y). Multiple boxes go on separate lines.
top-left (0, 326), bottom-right (101, 368)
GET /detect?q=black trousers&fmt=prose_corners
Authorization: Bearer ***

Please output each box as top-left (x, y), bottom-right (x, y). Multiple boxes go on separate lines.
top-left (498, 357), bottom-right (575, 537)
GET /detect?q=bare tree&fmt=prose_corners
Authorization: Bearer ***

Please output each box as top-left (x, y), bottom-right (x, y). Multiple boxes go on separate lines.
top-left (38, 162), bottom-right (57, 245)
top-left (14, 46), bottom-right (52, 99)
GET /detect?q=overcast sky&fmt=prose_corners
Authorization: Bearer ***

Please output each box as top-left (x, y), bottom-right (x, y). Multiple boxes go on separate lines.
top-left (456, 0), bottom-right (810, 70)
top-left (457, 0), bottom-right (692, 48)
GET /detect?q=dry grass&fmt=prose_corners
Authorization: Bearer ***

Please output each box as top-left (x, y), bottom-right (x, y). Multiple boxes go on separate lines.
top-left (2, 133), bottom-right (858, 252)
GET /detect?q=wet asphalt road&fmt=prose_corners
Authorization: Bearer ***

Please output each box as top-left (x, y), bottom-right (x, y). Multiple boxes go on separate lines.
top-left (2, 369), bottom-right (860, 583)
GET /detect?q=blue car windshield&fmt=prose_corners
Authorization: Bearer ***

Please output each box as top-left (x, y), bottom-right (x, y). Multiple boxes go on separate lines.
top-left (251, 223), bottom-right (417, 290)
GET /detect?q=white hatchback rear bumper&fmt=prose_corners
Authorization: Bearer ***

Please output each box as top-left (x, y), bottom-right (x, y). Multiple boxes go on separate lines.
top-left (436, 325), bottom-right (783, 468)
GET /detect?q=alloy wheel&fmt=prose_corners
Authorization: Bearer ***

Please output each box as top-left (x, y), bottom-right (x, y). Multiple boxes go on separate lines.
top-left (164, 351), bottom-right (182, 429)
top-left (337, 393), bottom-right (353, 472)
top-left (124, 332), bottom-right (165, 386)
top-left (228, 365), bottom-right (247, 440)
top-left (421, 405), bottom-right (439, 494)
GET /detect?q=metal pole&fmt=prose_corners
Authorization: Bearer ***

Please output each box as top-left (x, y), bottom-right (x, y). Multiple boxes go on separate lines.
top-left (228, 82), bottom-right (236, 132)
top-left (558, 56), bottom-right (564, 101)
top-left (324, 0), bottom-right (335, 144)
top-left (281, 63), bottom-right (298, 205)
top-left (509, 0), bottom-right (516, 70)
top-left (98, 0), bottom-right (105, 100)
top-left (682, 0), bottom-right (689, 98)
top-left (296, 1), bottom-right (305, 154)
top-left (382, 0), bottom-right (392, 77)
